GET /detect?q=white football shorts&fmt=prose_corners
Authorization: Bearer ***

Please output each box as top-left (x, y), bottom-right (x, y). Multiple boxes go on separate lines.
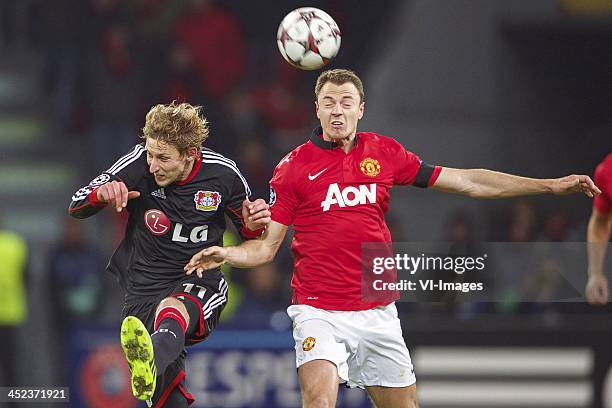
top-left (287, 302), bottom-right (416, 388)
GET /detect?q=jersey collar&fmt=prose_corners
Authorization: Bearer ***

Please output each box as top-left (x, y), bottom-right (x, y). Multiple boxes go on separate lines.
top-left (310, 126), bottom-right (359, 150)
top-left (175, 152), bottom-right (202, 186)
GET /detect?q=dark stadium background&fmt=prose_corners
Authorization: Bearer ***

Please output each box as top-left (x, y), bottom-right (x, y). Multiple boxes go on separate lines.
top-left (0, 0), bottom-right (611, 407)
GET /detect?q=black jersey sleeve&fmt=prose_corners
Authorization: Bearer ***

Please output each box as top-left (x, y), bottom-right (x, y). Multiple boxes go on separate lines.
top-left (68, 144), bottom-right (146, 219)
top-left (224, 172), bottom-right (264, 240)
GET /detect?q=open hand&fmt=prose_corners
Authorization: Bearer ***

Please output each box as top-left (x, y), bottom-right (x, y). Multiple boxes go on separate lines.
top-left (552, 175), bottom-right (601, 198)
top-left (185, 246), bottom-right (228, 278)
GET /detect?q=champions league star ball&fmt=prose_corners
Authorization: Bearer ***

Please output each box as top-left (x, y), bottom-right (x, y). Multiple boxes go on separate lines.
top-left (277, 7), bottom-right (341, 70)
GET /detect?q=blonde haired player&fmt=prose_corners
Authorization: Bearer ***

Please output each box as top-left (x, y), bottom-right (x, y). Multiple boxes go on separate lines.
top-left (70, 102), bottom-right (270, 407)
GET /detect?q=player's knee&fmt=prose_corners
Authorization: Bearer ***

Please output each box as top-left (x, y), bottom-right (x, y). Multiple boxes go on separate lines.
top-left (156, 297), bottom-right (190, 326)
top-left (303, 396), bottom-right (333, 408)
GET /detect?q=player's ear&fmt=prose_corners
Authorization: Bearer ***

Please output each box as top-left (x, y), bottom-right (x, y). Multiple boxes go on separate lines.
top-left (358, 102), bottom-right (364, 119)
top-left (315, 101), bottom-right (320, 119)
top-left (186, 147), bottom-right (197, 161)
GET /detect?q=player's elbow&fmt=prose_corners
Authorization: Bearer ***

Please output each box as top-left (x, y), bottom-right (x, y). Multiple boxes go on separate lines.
top-left (462, 169), bottom-right (504, 199)
top-left (260, 248), bottom-right (278, 265)
top-left (259, 242), bottom-right (282, 265)
top-left (467, 180), bottom-right (504, 199)
top-left (261, 253), bottom-right (275, 265)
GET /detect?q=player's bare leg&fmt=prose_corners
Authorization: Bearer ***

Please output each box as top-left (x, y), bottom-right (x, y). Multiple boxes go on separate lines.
top-left (366, 384), bottom-right (418, 408)
top-left (155, 297), bottom-right (190, 326)
top-left (298, 359), bottom-right (340, 408)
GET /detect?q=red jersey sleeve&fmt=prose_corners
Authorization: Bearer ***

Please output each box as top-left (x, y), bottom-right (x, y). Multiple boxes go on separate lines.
top-left (269, 153), bottom-right (300, 226)
top-left (593, 159), bottom-right (611, 214)
top-left (389, 138), bottom-right (441, 187)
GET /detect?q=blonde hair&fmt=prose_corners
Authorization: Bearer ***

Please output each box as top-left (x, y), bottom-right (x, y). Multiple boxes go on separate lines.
top-left (141, 102), bottom-right (209, 156)
top-left (315, 69), bottom-right (365, 102)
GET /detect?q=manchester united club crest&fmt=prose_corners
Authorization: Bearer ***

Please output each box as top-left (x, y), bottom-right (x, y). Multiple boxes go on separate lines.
top-left (360, 157), bottom-right (381, 177)
top-left (194, 191), bottom-right (222, 212)
top-left (302, 337), bottom-right (317, 352)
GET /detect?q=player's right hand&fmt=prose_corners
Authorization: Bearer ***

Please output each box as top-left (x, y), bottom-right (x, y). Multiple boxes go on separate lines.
top-left (185, 246), bottom-right (228, 278)
top-left (586, 274), bottom-right (609, 306)
top-left (96, 180), bottom-right (141, 212)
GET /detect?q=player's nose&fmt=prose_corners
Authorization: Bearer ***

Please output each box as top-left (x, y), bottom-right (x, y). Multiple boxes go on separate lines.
top-left (149, 160), bottom-right (159, 173)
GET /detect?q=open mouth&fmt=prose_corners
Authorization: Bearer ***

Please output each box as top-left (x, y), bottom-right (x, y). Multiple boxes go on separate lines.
top-left (331, 121), bottom-right (343, 128)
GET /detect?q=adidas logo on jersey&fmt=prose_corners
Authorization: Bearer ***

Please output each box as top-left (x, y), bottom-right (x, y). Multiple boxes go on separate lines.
top-left (151, 188), bottom-right (166, 199)
top-left (321, 183), bottom-right (377, 212)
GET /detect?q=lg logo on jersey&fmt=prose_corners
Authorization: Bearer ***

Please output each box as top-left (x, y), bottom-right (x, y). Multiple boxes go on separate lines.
top-left (172, 223), bottom-right (208, 243)
top-left (144, 209), bottom-right (208, 243)
top-left (320, 183), bottom-right (377, 212)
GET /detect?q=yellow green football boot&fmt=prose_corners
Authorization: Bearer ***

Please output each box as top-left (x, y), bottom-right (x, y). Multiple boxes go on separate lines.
top-left (120, 316), bottom-right (157, 401)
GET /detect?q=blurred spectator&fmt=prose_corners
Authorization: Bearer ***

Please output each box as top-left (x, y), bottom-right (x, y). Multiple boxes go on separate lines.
top-left (162, 41), bottom-right (202, 103)
top-left (252, 62), bottom-right (313, 151)
top-left (537, 209), bottom-right (579, 242)
top-left (494, 199), bottom-right (538, 313)
top-left (0, 225), bottom-right (28, 387)
top-left (48, 217), bottom-right (106, 329)
top-left (39, 0), bottom-right (85, 131)
top-left (83, 14), bottom-right (144, 171)
top-left (432, 211), bottom-right (484, 315)
top-left (173, 0), bottom-right (245, 101)
top-left (47, 217), bottom-right (106, 381)
top-left (507, 199), bottom-right (538, 242)
top-left (228, 263), bottom-right (290, 330)
top-left (238, 137), bottom-right (275, 200)
top-left (521, 259), bottom-right (563, 304)
top-left (446, 210), bottom-right (479, 255)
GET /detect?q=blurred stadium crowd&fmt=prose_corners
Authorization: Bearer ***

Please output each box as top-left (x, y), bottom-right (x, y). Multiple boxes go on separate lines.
top-left (0, 0), bottom-right (610, 394)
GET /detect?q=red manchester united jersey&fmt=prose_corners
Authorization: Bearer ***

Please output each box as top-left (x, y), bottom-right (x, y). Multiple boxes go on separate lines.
top-left (269, 129), bottom-right (441, 311)
top-left (594, 153), bottom-right (612, 214)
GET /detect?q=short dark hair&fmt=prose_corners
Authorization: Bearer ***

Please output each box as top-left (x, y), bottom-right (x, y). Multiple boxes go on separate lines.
top-left (315, 69), bottom-right (364, 102)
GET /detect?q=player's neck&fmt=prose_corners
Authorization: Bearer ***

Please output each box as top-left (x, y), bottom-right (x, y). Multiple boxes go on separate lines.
top-left (178, 160), bottom-right (196, 182)
top-left (322, 132), bottom-right (356, 154)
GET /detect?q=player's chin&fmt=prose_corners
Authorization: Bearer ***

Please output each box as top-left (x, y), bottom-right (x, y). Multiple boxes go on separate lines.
top-left (326, 127), bottom-right (349, 139)
top-left (154, 177), bottom-right (172, 187)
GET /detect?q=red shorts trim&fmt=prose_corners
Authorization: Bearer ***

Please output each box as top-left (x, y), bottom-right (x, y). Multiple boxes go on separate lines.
top-left (155, 370), bottom-right (195, 407)
top-left (154, 307), bottom-right (188, 333)
top-left (171, 293), bottom-right (206, 340)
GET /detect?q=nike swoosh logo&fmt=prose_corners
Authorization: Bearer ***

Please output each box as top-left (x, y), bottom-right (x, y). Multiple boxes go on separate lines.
top-left (308, 168), bottom-right (327, 181)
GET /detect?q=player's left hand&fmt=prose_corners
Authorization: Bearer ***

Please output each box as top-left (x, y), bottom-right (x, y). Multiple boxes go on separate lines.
top-left (243, 198), bottom-right (271, 231)
top-left (185, 246), bottom-right (228, 278)
top-left (552, 175), bottom-right (601, 197)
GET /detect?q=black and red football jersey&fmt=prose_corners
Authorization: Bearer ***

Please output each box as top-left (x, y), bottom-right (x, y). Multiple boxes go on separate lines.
top-left (69, 144), bottom-right (259, 302)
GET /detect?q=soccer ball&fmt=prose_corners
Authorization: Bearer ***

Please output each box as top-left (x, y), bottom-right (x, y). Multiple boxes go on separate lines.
top-left (277, 7), bottom-right (341, 70)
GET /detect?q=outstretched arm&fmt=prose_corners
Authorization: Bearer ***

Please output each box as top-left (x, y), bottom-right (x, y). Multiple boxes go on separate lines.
top-left (431, 167), bottom-right (600, 199)
top-left (185, 221), bottom-right (288, 277)
top-left (585, 209), bottom-right (612, 306)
